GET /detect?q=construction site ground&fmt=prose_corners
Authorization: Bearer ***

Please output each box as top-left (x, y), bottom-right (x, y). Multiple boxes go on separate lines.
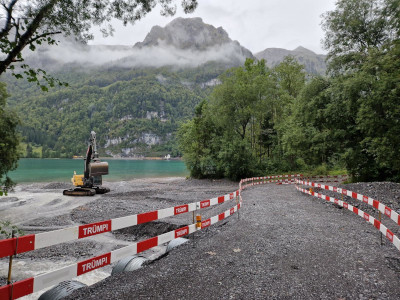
top-left (62, 181), bottom-right (400, 300)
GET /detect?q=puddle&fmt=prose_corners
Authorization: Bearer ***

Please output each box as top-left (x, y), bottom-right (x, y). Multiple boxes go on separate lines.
top-left (0, 190), bottom-right (99, 225)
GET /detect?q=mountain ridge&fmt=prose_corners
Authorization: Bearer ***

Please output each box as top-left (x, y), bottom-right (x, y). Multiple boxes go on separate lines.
top-left (24, 17), bottom-right (325, 74)
top-left (255, 46), bottom-right (326, 75)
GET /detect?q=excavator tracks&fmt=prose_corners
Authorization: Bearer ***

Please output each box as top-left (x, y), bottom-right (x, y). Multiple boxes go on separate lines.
top-left (62, 186), bottom-right (110, 196)
top-left (63, 188), bottom-right (96, 196)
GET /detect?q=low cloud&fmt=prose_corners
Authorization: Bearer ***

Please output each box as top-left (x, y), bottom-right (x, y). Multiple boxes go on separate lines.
top-left (25, 38), bottom-right (251, 69)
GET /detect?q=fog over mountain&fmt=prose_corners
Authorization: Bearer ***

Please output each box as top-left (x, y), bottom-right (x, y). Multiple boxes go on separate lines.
top-left (25, 17), bottom-right (254, 69)
top-left (21, 17), bottom-right (326, 74)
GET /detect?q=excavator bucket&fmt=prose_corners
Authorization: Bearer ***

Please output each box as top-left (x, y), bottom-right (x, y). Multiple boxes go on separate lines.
top-left (89, 162), bottom-right (109, 176)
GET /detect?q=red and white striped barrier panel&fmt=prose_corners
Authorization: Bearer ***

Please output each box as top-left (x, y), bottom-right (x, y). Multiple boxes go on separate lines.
top-left (301, 175), bottom-right (348, 183)
top-left (240, 179), bottom-right (296, 189)
top-left (275, 180), bottom-right (297, 185)
top-left (295, 185), bottom-right (400, 251)
top-left (0, 202), bottom-right (242, 299)
top-left (296, 179), bottom-right (400, 227)
top-left (239, 174), bottom-right (303, 190)
top-left (0, 190), bottom-right (239, 259)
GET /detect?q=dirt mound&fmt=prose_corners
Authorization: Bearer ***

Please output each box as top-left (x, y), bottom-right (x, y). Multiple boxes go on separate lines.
top-left (114, 221), bottom-right (182, 242)
top-left (42, 182), bottom-right (72, 189)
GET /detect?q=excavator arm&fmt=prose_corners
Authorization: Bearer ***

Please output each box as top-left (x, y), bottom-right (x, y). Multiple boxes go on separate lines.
top-left (63, 131), bottom-right (110, 196)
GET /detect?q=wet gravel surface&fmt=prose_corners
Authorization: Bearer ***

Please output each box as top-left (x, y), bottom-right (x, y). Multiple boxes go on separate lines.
top-left (70, 178), bottom-right (237, 226)
top-left (66, 182), bottom-right (400, 300)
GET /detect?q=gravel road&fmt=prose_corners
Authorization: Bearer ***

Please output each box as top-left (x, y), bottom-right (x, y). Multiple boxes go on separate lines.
top-left (65, 182), bottom-right (400, 300)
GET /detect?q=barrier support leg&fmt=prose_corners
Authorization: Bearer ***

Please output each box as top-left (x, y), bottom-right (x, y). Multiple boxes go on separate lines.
top-left (194, 214), bottom-right (202, 248)
top-left (7, 230), bottom-right (16, 291)
top-left (236, 195), bottom-right (240, 220)
top-left (192, 211), bottom-right (196, 245)
top-left (379, 211), bottom-right (383, 245)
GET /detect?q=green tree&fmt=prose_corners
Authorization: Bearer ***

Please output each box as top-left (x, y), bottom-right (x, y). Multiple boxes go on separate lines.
top-left (320, 0), bottom-right (400, 181)
top-left (179, 59), bottom-right (277, 180)
top-left (178, 100), bottom-right (222, 178)
top-left (322, 0), bottom-right (399, 74)
top-left (26, 143), bottom-right (33, 158)
top-left (349, 42), bottom-right (400, 181)
top-left (273, 56), bottom-right (305, 99)
top-left (0, 82), bottom-right (20, 194)
top-left (271, 56), bottom-right (305, 170)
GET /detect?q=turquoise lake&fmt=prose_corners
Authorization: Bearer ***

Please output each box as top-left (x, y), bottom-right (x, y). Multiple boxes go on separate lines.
top-left (9, 158), bottom-right (189, 183)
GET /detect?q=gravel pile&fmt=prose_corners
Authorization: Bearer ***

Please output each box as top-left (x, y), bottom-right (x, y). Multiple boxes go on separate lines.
top-left (70, 178), bottom-right (237, 226)
top-left (42, 182), bottom-right (72, 190)
top-left (114, 221), bottom-right (181, 242)
top-left (339, 182), bottom-right (400, 212)
top-left (310, 181), bottom-right (400, 238)
top-left (65, 182), bottom-right (400, 300)
top-left (21, 214), bottom-right (73, 228)
top-left (18, 240), bottom-right (103, 261)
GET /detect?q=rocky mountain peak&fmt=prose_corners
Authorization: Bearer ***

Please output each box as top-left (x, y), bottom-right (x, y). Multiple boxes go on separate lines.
top-left (293, 46), bottom-right (316, 54)
top-left (134, 17), bottom-right (247, 52)
top-left (132, 17), bottom-right (253, 66)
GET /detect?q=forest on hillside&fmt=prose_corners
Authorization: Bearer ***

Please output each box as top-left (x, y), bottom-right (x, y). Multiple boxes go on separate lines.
top-left (178, 0), bottom-right (400, 182)
top-left (3, 63), bottom-right (229, 158)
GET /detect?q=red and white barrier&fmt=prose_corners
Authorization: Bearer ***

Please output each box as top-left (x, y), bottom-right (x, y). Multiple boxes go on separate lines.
top-left (296, 179), bottom-right (400, 227)
top-left (301, 175), bottom-right (348, 183)
top-left (0, 201), bottom-right (242, 299)
top-left (0, 190), bottom-right (239, 259)
top-left (239, 174), bottom-right (303, 190)
top-left (295, 185), bottom-right (400, 251)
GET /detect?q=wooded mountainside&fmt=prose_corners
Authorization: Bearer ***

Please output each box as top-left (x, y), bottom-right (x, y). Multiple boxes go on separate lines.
top-left (4, 17), bottom-right (325, 159)
top-left (4, 63), bottom-right (224, 158)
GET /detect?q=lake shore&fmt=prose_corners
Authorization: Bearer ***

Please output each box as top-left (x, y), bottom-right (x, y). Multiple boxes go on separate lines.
top-left (9, 158), bottom-right (189, 183)
top-left (1, 176), bottom-right (238, 231)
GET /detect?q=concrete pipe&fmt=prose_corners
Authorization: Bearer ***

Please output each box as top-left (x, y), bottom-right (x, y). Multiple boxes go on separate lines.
top-left (38, 280), bottom-right (87, 300)
top-left (166, 238), bottom-right (189, 252)
top-left (111, 255), bottom-right (148, 275)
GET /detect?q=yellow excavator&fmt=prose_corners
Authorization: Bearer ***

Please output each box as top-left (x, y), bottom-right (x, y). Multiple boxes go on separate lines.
top-left (63, 131), bottom-right (110, 196)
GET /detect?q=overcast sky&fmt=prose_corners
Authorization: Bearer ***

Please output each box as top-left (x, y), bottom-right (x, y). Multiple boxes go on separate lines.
top-left (90, 0), bottom-right (337, 54)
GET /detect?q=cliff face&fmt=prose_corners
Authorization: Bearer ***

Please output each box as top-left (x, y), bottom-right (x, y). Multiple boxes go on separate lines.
top-left (133, 17), bottom-right (254, 66)
top-left (135, 17), bottom-right (232, 50)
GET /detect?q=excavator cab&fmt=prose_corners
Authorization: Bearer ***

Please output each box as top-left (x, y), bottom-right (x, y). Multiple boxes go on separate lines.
top-left (63, 131), bottom-right (110, 196)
